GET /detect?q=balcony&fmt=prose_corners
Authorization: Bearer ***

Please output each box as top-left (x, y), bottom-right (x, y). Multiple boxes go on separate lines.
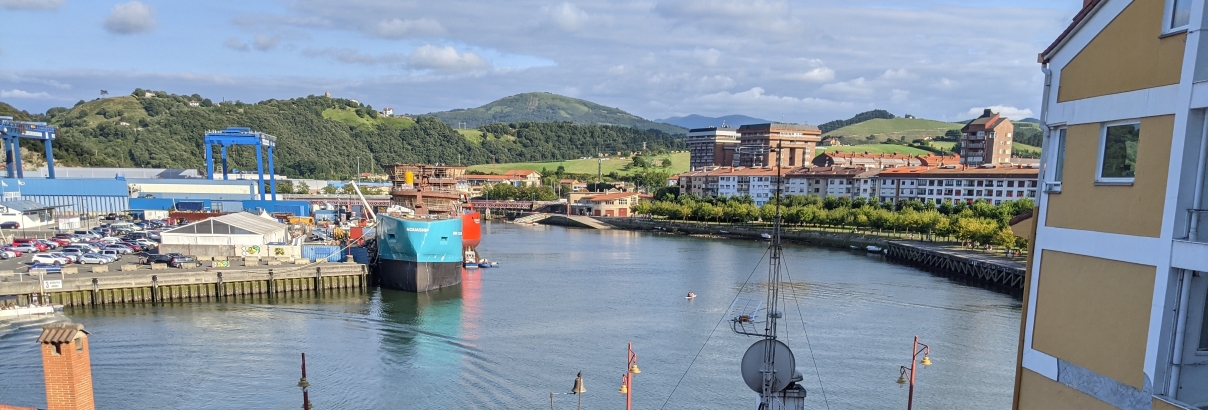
top-left (1173, 210), bottom-right (1208, 271)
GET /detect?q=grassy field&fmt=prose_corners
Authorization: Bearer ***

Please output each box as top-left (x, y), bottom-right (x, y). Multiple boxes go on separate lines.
top-left (322, 108), bottom-right (415, 129)
top-left (456, 129), bottom-right (484, 145)
top-left (817, 144), bottom-right (934, 156)
top-left (468, 152), bottom-right (690, 176)
top-left (67, 96), bottom-right (151, 127)
top-left (824, 118), bottom-right (964, 141)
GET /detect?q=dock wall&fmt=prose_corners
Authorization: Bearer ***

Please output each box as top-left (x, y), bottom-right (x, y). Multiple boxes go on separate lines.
top-left (0, 262), bottom-right (368, 307)
top-left (599, 217), bottom-right (1025, 292)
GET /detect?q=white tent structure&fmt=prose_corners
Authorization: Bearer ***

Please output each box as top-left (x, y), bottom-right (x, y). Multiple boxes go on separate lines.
top-left (161, 212), bottom-right (289, 246)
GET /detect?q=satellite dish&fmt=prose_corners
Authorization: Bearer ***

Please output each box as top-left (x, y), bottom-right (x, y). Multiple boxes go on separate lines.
top-left (740, 339), bottom-right (797, 393)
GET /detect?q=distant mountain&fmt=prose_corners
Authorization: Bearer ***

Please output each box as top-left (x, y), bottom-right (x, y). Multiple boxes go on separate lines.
top-left (655, 114), bottom-right (771, 129)
top-left (426, 92), bottom-right (686, 135)
top-left (818, 109), bottom-right (896, 134)
top-left (1018, 117), bottom-right (1042, 124)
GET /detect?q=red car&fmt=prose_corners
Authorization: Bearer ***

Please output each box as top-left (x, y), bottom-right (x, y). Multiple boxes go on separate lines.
top-left (2, 246), bottom-right (22, 257)
top-left (51, 238), bottom-right (72, 246)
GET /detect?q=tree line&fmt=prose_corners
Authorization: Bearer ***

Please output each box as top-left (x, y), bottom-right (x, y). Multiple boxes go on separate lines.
top-left (633, 195), bottom-right (1034, 249)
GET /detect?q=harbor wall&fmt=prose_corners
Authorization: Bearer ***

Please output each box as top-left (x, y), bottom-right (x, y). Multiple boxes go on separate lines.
top-left (0, 262), bottom-right (368, 307)
top-left (596, 217), bottom-right (1025, 292)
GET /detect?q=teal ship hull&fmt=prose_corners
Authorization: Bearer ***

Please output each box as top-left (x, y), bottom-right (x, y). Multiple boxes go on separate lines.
top-left (375, 215), bottom-right (463, 292)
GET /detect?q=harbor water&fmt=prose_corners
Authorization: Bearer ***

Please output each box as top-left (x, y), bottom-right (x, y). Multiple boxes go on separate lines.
top-left (0, 222), bottom-right (1021, 409)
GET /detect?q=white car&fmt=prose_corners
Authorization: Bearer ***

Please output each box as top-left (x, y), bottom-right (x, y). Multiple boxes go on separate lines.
top-left (10, 244), bottom-right (40, 253)
top-left (0, 250), bottom-right (15, 259)
top-left (78, 254), bottom-right (110, 264)
top-left (50, 253), bottom-right (78, 263)
top-left (31, 254), bottom-right (69, 265)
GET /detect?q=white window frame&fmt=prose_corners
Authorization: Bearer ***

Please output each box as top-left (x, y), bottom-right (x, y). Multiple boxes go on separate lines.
top-left (1165, 0), bottom-right (1192, 34)
top-left (1044, 127), bottom-right (1067, 193)
top-left (1096, 120), bottom-right (1141, 185)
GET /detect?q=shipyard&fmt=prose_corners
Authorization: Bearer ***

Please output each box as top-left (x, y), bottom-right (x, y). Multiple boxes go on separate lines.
top-left (3, 0), bottom-right (1206, 409)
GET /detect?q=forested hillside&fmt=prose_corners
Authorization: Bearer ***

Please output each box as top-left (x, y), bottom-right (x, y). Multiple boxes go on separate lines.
top-left (818, 109), bottom-right (896, 133)
top-left (426, 92), bottom-right (686, 134)
top-left (3, 90), bottom-right (683, 179)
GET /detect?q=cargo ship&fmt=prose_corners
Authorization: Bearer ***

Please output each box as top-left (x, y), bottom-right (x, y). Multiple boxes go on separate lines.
top-left (376, 164), bottom-right (474, 292)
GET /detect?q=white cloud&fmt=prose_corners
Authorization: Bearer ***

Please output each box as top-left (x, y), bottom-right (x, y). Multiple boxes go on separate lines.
top-left (372, 18), bottom-right (446, 39)
top-left (880, 69), bottom-right (915, 81)
top-left (546, 2), bottom-right (589, 31)
top-left (103, 1), bottom-right (156, 35)
top-left (406, 45), bottom-right (489, 71)
top-left (965, 105), bottom-right (1034, 120)
top-left (224, 37), bottom-right (250, 51)
top-left (787, 67), bottom-right (834, 82)
top-left (253, 34), bottom-right (279, 51)
top-left (819, 77), bottom-right (874, 98)
top-left (303, 48), bottom-right (405, 65)
top-left (891, 89), bottom-right (909, 103)
top-left (0, 89), bottom-right (52, 99)
top-left (0, 0), bottom-right (60, 10)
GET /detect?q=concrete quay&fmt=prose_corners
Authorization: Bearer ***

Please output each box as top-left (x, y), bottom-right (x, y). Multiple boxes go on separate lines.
top-left (0, 261), bottom-right (369, 307)
top-left (596, 217), bottom-right (1025, 292)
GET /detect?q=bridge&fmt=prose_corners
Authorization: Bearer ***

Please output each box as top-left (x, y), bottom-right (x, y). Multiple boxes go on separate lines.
top-left (469, 200), bottom-right (561, 211)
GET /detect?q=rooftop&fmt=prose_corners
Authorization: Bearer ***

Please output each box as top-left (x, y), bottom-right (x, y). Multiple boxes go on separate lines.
top-left (37, 322), bottom-right (88, 344)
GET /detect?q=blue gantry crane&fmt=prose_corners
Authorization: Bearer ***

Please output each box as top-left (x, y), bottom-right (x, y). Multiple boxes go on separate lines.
top-left (203, 127), bottom-right (279, 201)
top-left (0, 116), bottom-right (58, 179)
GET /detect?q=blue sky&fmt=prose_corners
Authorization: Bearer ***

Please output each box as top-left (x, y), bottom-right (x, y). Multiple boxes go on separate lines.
top-left (0, 0), bottom-right (1082, 124)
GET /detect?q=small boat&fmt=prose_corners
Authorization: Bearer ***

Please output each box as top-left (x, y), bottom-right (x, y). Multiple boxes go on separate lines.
top-left (464, 262), bottom-right (480, 269)
top-left (760, 233), bottom-right (772, 239)
top-left (849, 245), bottom-right (859, 250)
top-left (866, 245), bottom-right (883, 253)
top-left (719, 230), bottom-right (730, 234)
top-left (0, 304), bottom-right (58, 319)
top-left (491, 262), bottom-right (499, 267)
top-left (478, 263), bottom-right (492, 268)
top-left (686, 292), bottom-right (697, 299)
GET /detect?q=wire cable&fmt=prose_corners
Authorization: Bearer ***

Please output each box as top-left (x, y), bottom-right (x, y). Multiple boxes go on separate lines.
top-left (779, 256), bottom-right (832, 410)
top-left (658, 246), bottom-right (771, 410)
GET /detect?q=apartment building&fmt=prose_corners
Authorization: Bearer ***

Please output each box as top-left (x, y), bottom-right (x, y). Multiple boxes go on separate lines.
top-left (784, 166), bottom-right (865, 198)
top-left (676, 167), bottom-right (721, 197)
top-left (502, 170), bottom-right (542, 187)
top-left (735, 123), bottom-right (822, 167)
top-left (853, 169), bottom-right (881, 200)
top-left (715, 167), bottom-right (783, 206)
top-left (875, 167), bottom-right (929, 203)
top-left (961, 109), bottom-right (1015, 166)
top-left (812, 152), bottom-right (959, 169)
top-left (1014, 0), bottom-right (1208, 408)
top-left (687, 126), bottom-right (740, 169)
top-left (916, 166), bottom-right (1039, 205)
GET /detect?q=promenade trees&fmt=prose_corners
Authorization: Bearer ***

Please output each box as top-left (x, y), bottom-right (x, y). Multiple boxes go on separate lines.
top-left (634, 195), bottom-right (1034, 248)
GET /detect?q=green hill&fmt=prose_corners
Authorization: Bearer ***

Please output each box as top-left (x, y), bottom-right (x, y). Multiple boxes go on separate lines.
top-left (2, 89), bottom-right (683, 179)
top-left (824, 118), bottom-right (965, 143)
top-left (468, 152), bottom-right (689, 176)
top-left (817, 144), bottom-right (934, 156)
top-left (426, 92), bottom-right (686, 135)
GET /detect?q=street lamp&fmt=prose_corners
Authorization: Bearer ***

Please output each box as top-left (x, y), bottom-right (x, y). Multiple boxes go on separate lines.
top-left (619, 342), bottom-right (641, 410)
top-left (896, 335), bottom-right (933, 410)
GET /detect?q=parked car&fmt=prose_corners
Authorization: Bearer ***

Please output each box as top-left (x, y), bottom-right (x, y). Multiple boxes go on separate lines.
top-left (54, 234), bottom-right (78, 243)
top-left (27, 263), bottom-right (61, 273)
top-left (60, 248), bottom-right (87, 259)
top-left (50, 238), bottom-right (73, 247)
top-left (105, 245), bottom-right (134, 254)
top-left (31, 254), bottom-right (70, 265)
top-left (3, 247), bottom-right (23, 257)
top-left (35, 239), bottom-right (59, 250)
top-left (168, 256), bottom-right (197, 268)
top-left (10, 244), bottom-right (41, 253)
top-left (142, 254), bottom-right (174, 265)
top-left (99, 249), bottom-right (123, 260)
top-left (78, 254), bottom-right (110, 264)
top-left (117, 243), bottom-right (143, 252)
top-left (0, 221), bottom-right (19, 229)
top-left (50, 252), bottom-right (78, 263)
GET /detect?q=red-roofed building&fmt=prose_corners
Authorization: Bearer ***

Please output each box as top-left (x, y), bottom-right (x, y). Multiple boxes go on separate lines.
top-left (960, 109), bottom-right (1014, 166)
top-left (502, 170), bottom-right (542, 186)
top-left (577, 191), bottom-right (644, 217)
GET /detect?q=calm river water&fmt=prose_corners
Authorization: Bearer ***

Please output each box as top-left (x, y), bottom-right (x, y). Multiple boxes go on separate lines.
top-left (0, 223), bottom-right (1021, 409)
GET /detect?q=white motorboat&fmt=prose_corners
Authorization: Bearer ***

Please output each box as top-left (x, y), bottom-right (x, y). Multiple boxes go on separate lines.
top-left (0, 305), bottom-right (58, 319)
top-left (866, 245), bottom-right (884, 253)
top-left (760, 233), bottom-right (772, 239)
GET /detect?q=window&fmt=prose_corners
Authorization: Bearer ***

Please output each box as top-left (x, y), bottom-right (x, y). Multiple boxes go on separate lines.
top-left (1168, 0), bottom-right (1191, 32)
top-left (1098, 122), bottom-right (1141, 183)
top-left (1007, 181), bottom-right (1015, 188)
top-left (1051, 128), bottom-right (1067, 183)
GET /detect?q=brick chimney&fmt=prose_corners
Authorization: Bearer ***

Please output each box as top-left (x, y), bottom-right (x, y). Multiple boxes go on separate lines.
top-left (38, 323), bottom-right (95, 410)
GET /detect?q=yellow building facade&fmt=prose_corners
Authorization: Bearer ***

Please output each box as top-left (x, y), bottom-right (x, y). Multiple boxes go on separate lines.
top-left (1020, 0), bottom-right (1208, 409)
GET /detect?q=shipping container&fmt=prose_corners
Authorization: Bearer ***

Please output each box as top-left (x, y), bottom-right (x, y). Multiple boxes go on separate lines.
top-left (300, 244), bottom-right (346, 262)
top-left (349, 247), bottom-right (369, 264)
